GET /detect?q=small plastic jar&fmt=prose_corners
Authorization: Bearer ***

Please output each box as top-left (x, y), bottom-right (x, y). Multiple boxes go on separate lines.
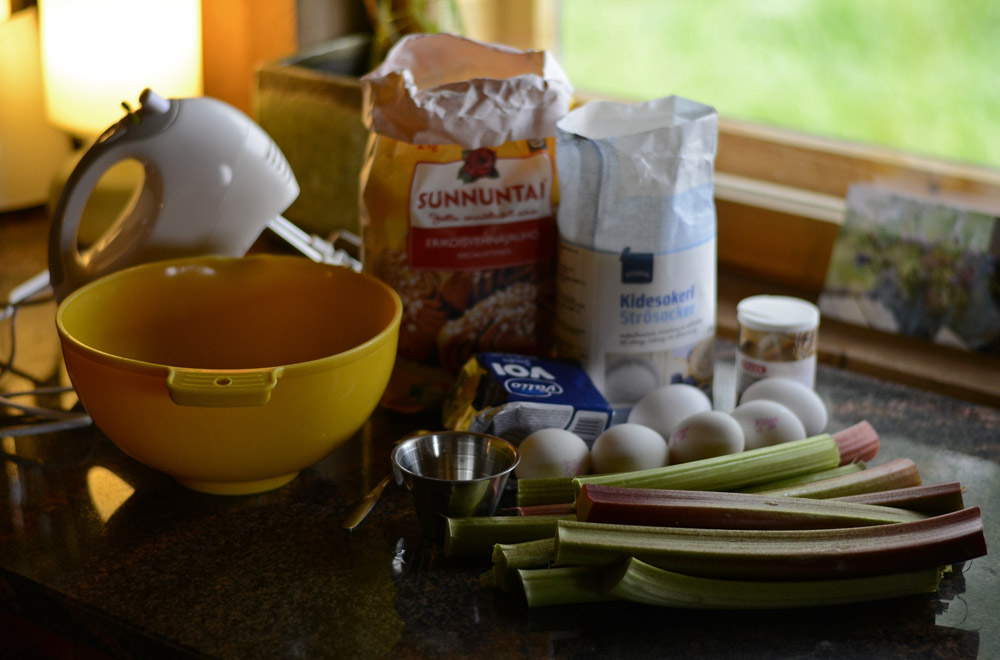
top-left (735, 295), bottom-right (820, 401)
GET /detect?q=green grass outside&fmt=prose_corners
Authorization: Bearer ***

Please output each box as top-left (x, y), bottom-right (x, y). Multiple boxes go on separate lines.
top-left (559, 0), bottom-right (1000, 169)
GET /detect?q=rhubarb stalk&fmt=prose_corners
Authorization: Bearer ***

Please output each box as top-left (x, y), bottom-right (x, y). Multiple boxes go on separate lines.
top-left (831, 420), bottom-right (880, 464)
top-left (576, 485), bottom-right (926, 529)
top-left (756, 457), bottom-right (921, 499)
top-left (739, 463), bottom-right (863, 493)
top-left (605, 557), bottom-right (943, 610)
top-left (490, 538), bottom-right (555, 593)
top-left (517, 566), bottom-right (612, 607)
top-left (835, 481), bottom-right (965, 516)
top-left (553, 507), bottom-right (987, 580)
top-left (516, 422), bottom-right (880, 506)
top-left (516, 476), bottom-right (578, 507)
top-left (443, 514), bottom-right (570, 558)
top-left (573, 433), bottom-right (842, 493)
top-left (509, 503), bottom-right (577, 517)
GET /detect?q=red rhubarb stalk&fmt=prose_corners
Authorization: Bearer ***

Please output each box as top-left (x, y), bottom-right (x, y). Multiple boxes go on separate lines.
top-left (831, 420), bottom-right (880, 464)
top-left (835, 482), bottom-right (965, 516)
top-left (576, 484), bottom-right (925, 529)
top-left (553, 506), bottom-right (988, 580)
top-left (510, 503), bottom-right (578, 517)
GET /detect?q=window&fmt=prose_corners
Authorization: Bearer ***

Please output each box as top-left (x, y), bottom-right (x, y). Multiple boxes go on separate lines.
top-left (559, 0), bottom-right (1000, 170)
top-left (551, 1), bottom-right (1000, 402)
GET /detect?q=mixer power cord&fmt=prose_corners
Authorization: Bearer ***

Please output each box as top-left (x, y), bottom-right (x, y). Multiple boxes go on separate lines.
top-left (1, 295), bottom-right (92, 438)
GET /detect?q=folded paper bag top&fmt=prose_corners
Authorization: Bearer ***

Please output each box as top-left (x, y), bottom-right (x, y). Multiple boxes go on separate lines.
top-left (555, 96), bottom-right (719, 254)
top-left (361, 33), bottom-right (573, 148)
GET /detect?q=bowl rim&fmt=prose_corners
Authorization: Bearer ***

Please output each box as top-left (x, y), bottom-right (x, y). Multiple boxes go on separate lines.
top-left (55, 254), bottom-right (402, 377)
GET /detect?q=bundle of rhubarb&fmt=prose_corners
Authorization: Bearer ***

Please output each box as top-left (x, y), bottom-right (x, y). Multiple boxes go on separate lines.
top-left (442, 422), bottom-right (989, 609)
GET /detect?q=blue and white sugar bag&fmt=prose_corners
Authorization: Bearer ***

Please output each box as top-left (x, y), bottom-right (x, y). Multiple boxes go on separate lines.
top-left (554, 96), bottom-right (718, 412)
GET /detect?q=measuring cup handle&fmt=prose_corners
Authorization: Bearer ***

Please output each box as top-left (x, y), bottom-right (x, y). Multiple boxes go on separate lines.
top-left (166, 368), bottom-right (284, 407)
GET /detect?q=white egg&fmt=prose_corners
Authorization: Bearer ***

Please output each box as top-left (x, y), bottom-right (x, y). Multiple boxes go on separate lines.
top-left (739, 377), bottom-right (828, 436)
top-left (590, 423), bottom-right (668, 474)
top-left (668, 411), bottom-right (745, 464)
top-left (730, 399), bottom-right (806, 451)
top-left (628, 384), bottom-right (713, 439)
top-left (604, 358), bottom-right (660, 404)
top-left (515, 428), bottom-right (591, 479)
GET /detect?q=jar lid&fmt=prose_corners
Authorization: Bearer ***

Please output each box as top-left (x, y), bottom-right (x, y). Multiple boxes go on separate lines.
top-left (737, 295), bottom-right (820, 333)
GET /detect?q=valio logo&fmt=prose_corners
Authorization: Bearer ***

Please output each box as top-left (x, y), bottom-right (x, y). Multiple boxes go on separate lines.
top-left (504, 379), bottom-right (564, 398)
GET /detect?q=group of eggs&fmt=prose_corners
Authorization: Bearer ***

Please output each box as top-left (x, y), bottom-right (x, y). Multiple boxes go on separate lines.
top-left (514, 377), bottom-right (829, 480)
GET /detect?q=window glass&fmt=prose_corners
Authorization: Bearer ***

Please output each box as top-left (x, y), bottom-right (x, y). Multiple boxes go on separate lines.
top-left (559, 0), bottom-right (1000, 169)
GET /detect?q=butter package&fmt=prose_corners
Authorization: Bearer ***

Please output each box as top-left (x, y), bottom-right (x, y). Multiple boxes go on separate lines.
top-left (443, 353), bottom-right (612, 445)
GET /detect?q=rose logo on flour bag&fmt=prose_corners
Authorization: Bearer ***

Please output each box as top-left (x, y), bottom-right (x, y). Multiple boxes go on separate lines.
top-left (360, 34), bottom-right (573, 412)
top-left (459, 148), bottom-right (500, 182)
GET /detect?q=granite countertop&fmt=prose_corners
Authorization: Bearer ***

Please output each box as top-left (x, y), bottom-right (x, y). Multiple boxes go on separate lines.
top-left (2, 210), bottom-right (998, 659)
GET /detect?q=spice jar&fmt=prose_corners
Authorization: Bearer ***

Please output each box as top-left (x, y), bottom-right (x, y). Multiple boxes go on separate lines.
top-left (735, 295), bottom-right (820, 401)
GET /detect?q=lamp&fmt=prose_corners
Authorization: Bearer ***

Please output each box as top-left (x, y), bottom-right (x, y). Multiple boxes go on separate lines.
top-left (0, 3), bottom-right (72, 212)
top-left (38, 0), bottom-right (203, 138)
top-left (36, 0), bottom-right (203, 243)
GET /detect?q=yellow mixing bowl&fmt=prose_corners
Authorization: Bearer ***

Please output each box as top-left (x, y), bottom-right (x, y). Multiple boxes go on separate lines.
top-left (56, 255), bottom-right (402, 495)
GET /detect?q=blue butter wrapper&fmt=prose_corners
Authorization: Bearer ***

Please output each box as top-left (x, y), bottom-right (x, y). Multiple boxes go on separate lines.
top-left (443, 352), bottom-right (612, 445)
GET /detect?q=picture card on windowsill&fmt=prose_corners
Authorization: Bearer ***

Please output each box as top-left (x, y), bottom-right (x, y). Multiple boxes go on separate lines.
top-left (819, 183), bottom-right (1000, 354)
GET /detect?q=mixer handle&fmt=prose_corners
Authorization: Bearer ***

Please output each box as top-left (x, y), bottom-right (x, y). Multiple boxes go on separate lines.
top-left (48, 90), bottom-right (178, 303)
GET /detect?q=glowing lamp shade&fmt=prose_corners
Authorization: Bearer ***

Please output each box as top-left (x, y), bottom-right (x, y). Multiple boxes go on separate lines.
top-left (38, 0), bottom-right (203, 137)
top-left (0, 5), bottom-right (72, 210)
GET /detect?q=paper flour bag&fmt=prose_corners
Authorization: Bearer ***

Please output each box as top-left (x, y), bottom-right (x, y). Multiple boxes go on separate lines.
top-left (360, 34), bottom-right (573, 411)
top-left (554, 96), bottom-right (718, 411)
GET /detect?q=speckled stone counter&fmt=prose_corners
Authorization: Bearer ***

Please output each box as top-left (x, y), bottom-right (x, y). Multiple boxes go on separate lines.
top-left (2, 343), bottom-right (997, 660)
top-left (2, 208), bottom-right (998, 660)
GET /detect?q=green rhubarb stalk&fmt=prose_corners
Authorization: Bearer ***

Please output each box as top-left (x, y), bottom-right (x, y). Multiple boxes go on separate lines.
top-left (516, 422), bottom-right (880, 506)
top-left (493, 538), bottom-right (556, 570)
top-left (509, 503), bottom-right (577, 516)
top-left (517, 566), bottom-right (613, 608)
top-left (756, 457), bottom-right (921, 499)
top-left (835, 481), bottom-right (965, 516)
top-left (553, 507), bottom-right (987, 580)
top-left (576, 485), bottom-right (925, 529)
top-left (491, 538), bottom-right (556, 593)
top-left (573, 433), bottom-right (842, 494)
top-left (443, 514), bottom-right (570, 558)
top-left (516, 476), bottom-right (578, 507)
top-left (606, 557), bottom-right (943, 610)
top-left (738, 463), bottom-right (864, 493)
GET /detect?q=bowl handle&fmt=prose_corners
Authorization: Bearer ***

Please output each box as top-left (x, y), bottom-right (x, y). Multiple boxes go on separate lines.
top-left (166, 368), bottom-right (284, 407)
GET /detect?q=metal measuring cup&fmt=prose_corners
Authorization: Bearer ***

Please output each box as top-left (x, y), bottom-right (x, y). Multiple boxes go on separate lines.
top-left (390, 431), bottom-right (519, 542)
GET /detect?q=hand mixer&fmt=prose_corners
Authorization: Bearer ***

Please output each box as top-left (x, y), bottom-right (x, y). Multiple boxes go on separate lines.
top-left (1, 88), bottom-right (359, 436)
top-left (3, 87), bottom-right (358, 315)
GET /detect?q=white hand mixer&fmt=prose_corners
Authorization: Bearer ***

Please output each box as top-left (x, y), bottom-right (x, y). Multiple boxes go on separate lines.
top-left (1, 88), bottom-right (359, 436)
top-left (5, 87), bottom-right (358, 315)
